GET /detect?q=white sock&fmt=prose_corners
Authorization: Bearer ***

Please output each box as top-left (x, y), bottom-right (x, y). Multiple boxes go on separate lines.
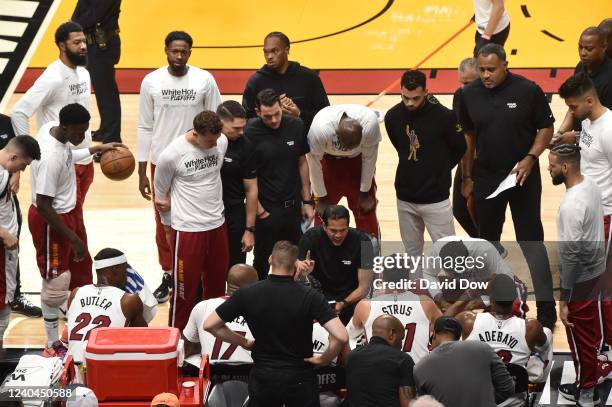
top-left (42, 303), bottom-right (59, 347)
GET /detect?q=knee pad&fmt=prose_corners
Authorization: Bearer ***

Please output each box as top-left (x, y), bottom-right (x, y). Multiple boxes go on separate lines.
top-left (41, 272), bottom-right (71, 308)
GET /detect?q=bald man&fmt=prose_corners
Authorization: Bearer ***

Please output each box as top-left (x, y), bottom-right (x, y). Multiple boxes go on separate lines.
top-left (557, 27), bottom-right (612, 138)
top-left (307, 104), bottom-right (381, 238)
top-left (346, 315), bottom-right (415, 407)
top-left (183, 264), bottom-right (258, 363)
top-left (599, 19), bottom-right (612, 59)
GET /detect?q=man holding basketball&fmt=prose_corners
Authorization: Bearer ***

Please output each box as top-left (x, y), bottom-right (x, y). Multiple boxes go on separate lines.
top-left (29, 104), bottom-right (123, 354)
top-left (154, 111), bottom-right (229, 331)
top-left (137, 31), bottom-right (222, 304)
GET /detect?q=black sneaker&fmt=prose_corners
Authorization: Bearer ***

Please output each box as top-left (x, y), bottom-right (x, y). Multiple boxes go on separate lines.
top-left (154, 273), bottom-right (172, 303)
top-left (559, 383), bottom-right (600, 405)
top-left (11, 294), bottom-right (42, 317)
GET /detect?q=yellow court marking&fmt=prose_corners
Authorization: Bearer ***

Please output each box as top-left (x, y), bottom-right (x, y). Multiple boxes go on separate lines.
top-left (29, 0), bottom-right (611, 69)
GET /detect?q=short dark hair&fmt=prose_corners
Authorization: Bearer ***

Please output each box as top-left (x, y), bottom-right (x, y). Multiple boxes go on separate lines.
top-left (550, 143), bottom-right (581, 164)
top-left (55, 21), bottom-right (83, 45)
top-left (559, 72), bottom-right (597, 100)
top-left (59, 103), bottom-right (90, 125)
top-left (477, 43), bottom-right (507, 61)
top-left (322, 205), bottom-right (350, 225)
top-left (94, 248), bottom-right (125, 261)
top-left (264, 32), bottom-right (290, 48)
top-left (581, 26), bottom-right (606, 46)
top-left (439, 240), bottom-right (469, 273)
top-left (270, 240), bottom-right (298, 270)
top-left (165, 31), bottom-right (193, 48)
top-left (489, 274), bottom-right (517, 310)
top-left (8, 135), bottom-right (41, 160)
top-left (256, 89), bottom-right (280, 108)
top-left (193, 111), bottom-right (223, 136)
top-left (401, 69), bottom-right (426, 91)
top-left (217, 100), bottom-right (247, 121)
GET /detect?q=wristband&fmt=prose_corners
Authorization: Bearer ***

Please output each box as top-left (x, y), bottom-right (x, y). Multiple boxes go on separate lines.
top-left (303, 199), bottom-right (314, 206)
top-left (462, 175), bottom-right (472, 180)
top-left (245, 226), bottom-right (256, 233)
top-left (526, 153), bottom-right (538, 161)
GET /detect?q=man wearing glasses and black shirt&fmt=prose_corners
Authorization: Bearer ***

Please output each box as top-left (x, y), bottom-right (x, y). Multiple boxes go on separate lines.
top-left (456, 43), bottom-right (557, 330)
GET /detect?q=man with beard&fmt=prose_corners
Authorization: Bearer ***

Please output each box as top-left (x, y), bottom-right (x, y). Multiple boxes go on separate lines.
top-left (11, 22), bottom-right (94, 210)
top-left (137, 31), bottom-right (222, 304)
top-left (242, 32), bottom-right (329, 130)
top-left (549, 143), bottom-right (607, 406)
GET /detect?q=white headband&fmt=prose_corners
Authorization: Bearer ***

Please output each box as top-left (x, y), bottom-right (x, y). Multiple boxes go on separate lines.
top-left (95, 254), bottom-right (127, 270)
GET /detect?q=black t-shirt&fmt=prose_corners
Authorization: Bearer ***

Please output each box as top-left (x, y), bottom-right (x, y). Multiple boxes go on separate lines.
top-left (216, 274), bottom-right (335, 369)
top-left (242, 61), bottom-right (330, 130)
top-left (0, 114), bottom-right (16, 150)
top-left (221, 136), bottom-right (257, 207)
top-left (247, 115), bottom-right (309, 207)
top-left (298, 226), bottom-right (374, 300)
top-left (573, 58), bottom-right (612, 130)
top-left (346, 336), bottom-right (415, 407)
top-left (457, 72), bottom-right (555, 198)
top-left (384, 95), bottom-right (466, 204)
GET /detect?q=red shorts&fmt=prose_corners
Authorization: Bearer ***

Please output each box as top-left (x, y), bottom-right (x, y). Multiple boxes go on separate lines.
top-left (601, 214), bottom-right (612, 344)
top-left (28, 205), bottom-right (93, 289)
top-left (169, 223), bottom-right (229, 331)
top-left (314, 154), bottom-right (380, 238)
top-left (75, 162), bottom-right (94, 210)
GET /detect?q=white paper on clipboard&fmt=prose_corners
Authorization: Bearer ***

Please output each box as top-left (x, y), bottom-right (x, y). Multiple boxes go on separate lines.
top-left (486, 169), bottom-right (517, 199)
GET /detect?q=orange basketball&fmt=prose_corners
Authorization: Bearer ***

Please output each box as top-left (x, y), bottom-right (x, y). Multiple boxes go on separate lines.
top-left (100, 147), bottom-right (135, 181)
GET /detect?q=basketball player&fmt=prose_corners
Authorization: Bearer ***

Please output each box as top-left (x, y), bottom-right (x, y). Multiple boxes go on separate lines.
top-left (307, 104), bottom-right (381, 238)
top-left (0, 136), bottom-right (41, 350)
top-left (66, 248), bottom-right (147, 362)
top-left (183, 264), bottom-right (258, 363)
top-left (457, 274), bottom-right (552, 398)
top-left (28, 104), bottom-right (123, 353)
top-left (136, 30), bottom-right (222, 304)
top-left (154, 111), bottom-right (229, 332)
top-left (348, 267), bottom-right (441, 364)
top-left (559, 73), bottom-right (612, 356)
top-left (549, 144), bottom-right (607, 405)
top-left (472, 0), bottom-right (511, 56)
top-left (11, 22), bottom-right (94, 208)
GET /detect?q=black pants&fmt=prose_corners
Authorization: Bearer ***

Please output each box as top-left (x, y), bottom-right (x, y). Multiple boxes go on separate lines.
top-left (473, 23), bottom-right (510, 56)
top-left (452, 166), bottom-right (478, 238)
top-left (225, 203), bottom-right (247, 267)
top-left (253, 204), bottom-right (302, 280)
top-left (87, 35), bottom-right (121, 143)
top-left (475, 165), bottom-right (556, 328)
top-left (248, 366), bottom-right (319, 407)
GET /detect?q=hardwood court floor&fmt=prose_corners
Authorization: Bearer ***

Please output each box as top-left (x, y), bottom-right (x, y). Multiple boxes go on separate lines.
top-left (3, 92), bottom-right (570, 350)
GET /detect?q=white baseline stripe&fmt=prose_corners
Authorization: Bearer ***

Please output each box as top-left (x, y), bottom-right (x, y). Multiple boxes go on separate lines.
top-left (0, 38), bottom-right (17, 53)
top-left (0, 58), bottom-right (7, 75)
top-left (557, 360), bottom-right (577, 405)
top-left (0, 1), bottom-right (39, 18)
top-left (538, 360), bottom-right (554, 404)
top-left (84, 350), bottom-right (178, 361)
top-left (0, 21), bottom-right (27, 37)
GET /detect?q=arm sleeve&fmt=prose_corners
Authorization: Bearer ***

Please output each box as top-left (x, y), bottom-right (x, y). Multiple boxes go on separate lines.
top-left (242, 142), bottom-right (257, 180)
top-left (456, 90), bottom-right (475, 133)
top-left (306, 124), bottom-right (327, 197)
top-left (358, 233), bottom-right (375, 269)
top-left (182, 304), bottom-right (202, 343)
top-left (558, 204), bottom-right (587, 290)
top-left (34, 159), bottom-right (62, 198)
top-left (152, 151), bottom-right (175, 226)
top-left (136, 78), bottom-right (154, 162)
top-left (360, 119), bottom-right (380, 192)
top-left (71, 0), bottom-right (117, 29)
top-left (11, 74), bottom-right (58, 135)
top-left (444, 111), bottom-right (467, 168)
top-left (398, 355), bottom-right (415, 387)
top-left (299, 121), bottom-right (310, 156)
top-left (215, 289), bottom-right (244, 323)
top-left (71, 148), bottom-right (92, 163)
top-left (384, 112), bottom-right (400, 151)
top-left (600, 125), bottom-right (612, 168)
top-left (298, 233), bottom-right (314, 260)
top-left (203, 75), bottom-right (223, 111)
top-left (488, 345), bottom-right (516, 401)
top-left (242, 81), bottom-right (258, 119)
top-left (310, 290), bottom-right (335, 325)
top-left (531, 84), bottom-right (555, 129)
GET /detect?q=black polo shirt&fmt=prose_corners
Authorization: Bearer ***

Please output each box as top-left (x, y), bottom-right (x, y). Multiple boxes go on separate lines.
top-left (573, 58), bottom-right (612, 130)
top-left (346, 336), bottom-right (415, 407)
top-left (220, 136), bottom-right (257, 207)
top-left (0, 114), bottom-right (16, 149)
top-left (246, 115), bottom-right (309, 208)
top-left (457, 72), bottom-right (555, 199)
top-left (216, 274), bottom-right (335, 369)
top-left (298, 226), bottom-right (374, 301)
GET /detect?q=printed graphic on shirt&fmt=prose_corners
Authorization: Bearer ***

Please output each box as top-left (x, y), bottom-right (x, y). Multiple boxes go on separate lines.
top-left (580, 129), bottom-right (593, 148)
top-left (184, 155), bottom-right (219, 173)
top-left (406, 124), bottom-right (420, 161)
top-left (68, 82), bottom-right (88, 96)
top-left (161, 88), bottom-right (197, 103)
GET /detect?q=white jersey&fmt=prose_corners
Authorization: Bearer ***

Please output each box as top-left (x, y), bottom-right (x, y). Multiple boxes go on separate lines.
top-left (154, 134), bottom-right (228, 231)
top-left (183, 297), bottom-right (253, 364)
top-left (362, 292), bottom-right (430, 364)
top-left (306, 104), bottom-right (381, 197)
top-left (30, 123), bottom-right (90, 214)
top-left (11, 59), bottom-right (92, 164)
top-left (473, 0), bottom-right (510, 35)
top-left (67, 284), bottom-right (127, 363)
top-left (579, 109), bottom-right (612, 215)
top-left (137, 65), bottom-right (223, 165)
top-left (466, 313), bottom-right (531, 367)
